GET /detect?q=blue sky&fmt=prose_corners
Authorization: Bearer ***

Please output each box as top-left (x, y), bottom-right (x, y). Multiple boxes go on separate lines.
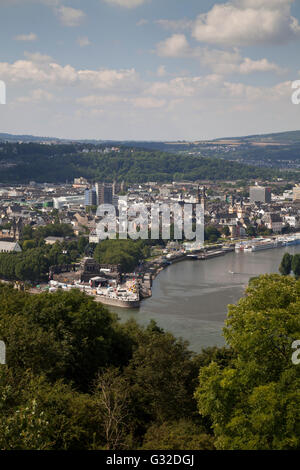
top-left (1, 0), bottom-right (300, 140)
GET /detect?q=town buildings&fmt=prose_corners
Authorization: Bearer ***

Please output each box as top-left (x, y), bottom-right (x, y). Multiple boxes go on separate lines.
top-left (1, 179), bottom-right (300, 249)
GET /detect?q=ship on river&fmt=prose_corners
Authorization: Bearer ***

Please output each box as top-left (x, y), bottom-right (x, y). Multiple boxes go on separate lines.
top-left (48, 280), bottom-right (140, 308)
top-left (235, 233), bottom-right (300, 253)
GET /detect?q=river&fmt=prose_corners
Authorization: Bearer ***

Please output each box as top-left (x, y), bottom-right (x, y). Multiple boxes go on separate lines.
top-left (109, 245), bottom-right (300, 353)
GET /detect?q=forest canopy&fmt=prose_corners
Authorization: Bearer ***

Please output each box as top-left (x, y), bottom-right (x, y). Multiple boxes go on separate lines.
top-left (0, 274), bottom-right (299, 450)
top-left (0, 142), bottom-right (289, 184)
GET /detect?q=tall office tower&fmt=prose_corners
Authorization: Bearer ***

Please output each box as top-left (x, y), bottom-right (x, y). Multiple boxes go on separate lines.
top-left (249, 186), bottom-right (271, 204)
top-left (95, 183), bottom-right (113, 205)
top-left (84, 187), bottom-right (97, 207)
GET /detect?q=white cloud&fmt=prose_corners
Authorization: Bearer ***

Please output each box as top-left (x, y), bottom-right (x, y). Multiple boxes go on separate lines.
top-left (55, 5), bottom-right (85, 27)
top-left (146, 73), bottom-right (292, 105)
top-left (239, 57), bottom-right (284, 74)
top-left (16, 88), bottom-right (54, 103)
top-left (201, 48), bottom-right (284, 75)
top-left (222, 79), bottom-right (292, 102)
top-left (77, 94), bottom-right (165, 110)
top-left (0, 55), bottom-right (139, 91)
top-left (136, 18), bottom-right (148, 26)
top-left (77, 36), bottom-right (91, 47)
top-left (77, 68), bottom-right (139, 90)
top-left (14, 32), bottom-right (37, 41)
top-left (147, 75), bottom-right (223, 98)
top-left (77, 95), bottom-right (128, 106)
top-left (192, 1), bottom-right (300, 46)
top-left (200, 48), bottom-right (240, 74)
top-left (4, 51), bottom-right (288, 111)
top-left (133, 97), bottom-right (166, 108)
top-left (0, 59), bottom-right (77, 84)
top-left (155, 36), bottom-right (284, 75)
top-left (24, 51), bottom-right (53, 62)
top-left (103, 0), bottom-right (145, 8)
top-left (155, 19), bottom-right (193, 32)
top-left (76, 93), bottom-right (166, 110)
top-left (156, 34), bottom-right (193, 58)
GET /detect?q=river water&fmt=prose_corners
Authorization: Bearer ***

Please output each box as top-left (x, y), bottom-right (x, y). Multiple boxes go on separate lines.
top-left (110, 245), bottom-right (300, 353)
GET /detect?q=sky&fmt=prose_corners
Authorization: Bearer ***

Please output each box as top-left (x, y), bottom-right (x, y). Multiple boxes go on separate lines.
top-left (1, 0), bottom-right (300, 140)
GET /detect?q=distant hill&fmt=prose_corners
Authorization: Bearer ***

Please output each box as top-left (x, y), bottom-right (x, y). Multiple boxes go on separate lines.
top-left (215, 130), bottom-right (300, 145)
top-left (0, 133), bottom-right (60, 143)
top-left (0, 141), bottom-right (290, 184)
top-left (2, 130), bottom-right (300, 173)
top-left (0, 132), bottom-right (108, 144)
top-left (2, 129), bottom-right (300, 145)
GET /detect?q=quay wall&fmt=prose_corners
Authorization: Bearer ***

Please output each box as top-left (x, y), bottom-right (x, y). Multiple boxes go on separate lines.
top-left (168, 254), bottom-right (187, 264)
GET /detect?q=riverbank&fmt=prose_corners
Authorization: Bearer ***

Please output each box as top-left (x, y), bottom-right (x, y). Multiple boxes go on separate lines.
top-left (142, 246), bottom-right (235, 298)
top-left (141, 232), bottom-right (300, 299)
top-left (110, 244), bottom-right (300, 352)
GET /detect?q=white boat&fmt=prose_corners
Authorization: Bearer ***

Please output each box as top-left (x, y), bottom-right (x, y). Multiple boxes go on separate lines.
top-left (236, 234), bottom-right (300, 253)
top-left (244, 245), bottom-right (253, 252)
top-left (251, 241), bottom-right (277, 252)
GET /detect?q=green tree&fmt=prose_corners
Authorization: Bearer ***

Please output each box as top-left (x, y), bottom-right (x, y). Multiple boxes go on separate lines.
top-left (123, 323), bottom-right (198, 426)
top-left (205, 226), bottom-right (221, 243)
top-left (0, 369), bottom-right (101, 450)
top-left (21, 225), bottom-right (33, 240)
top-left (279, 253), bottom-right (293, 276)
top-left (93, 239), bottom-right (147, 272)
top-left (0, 286), bottom-right (132, 390)
top-left (22, 240), bottom-right (36, 250)
top-left (221, 226), bottom-right (230, 237)
top-left (194, 274), bottom-right (300, 450)
top-left (246, 225), bottom-right (257, 237)
top-left (292, 254), bottom-right (300, 279)
top-left (141, 420), bottom-right (215, 450)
